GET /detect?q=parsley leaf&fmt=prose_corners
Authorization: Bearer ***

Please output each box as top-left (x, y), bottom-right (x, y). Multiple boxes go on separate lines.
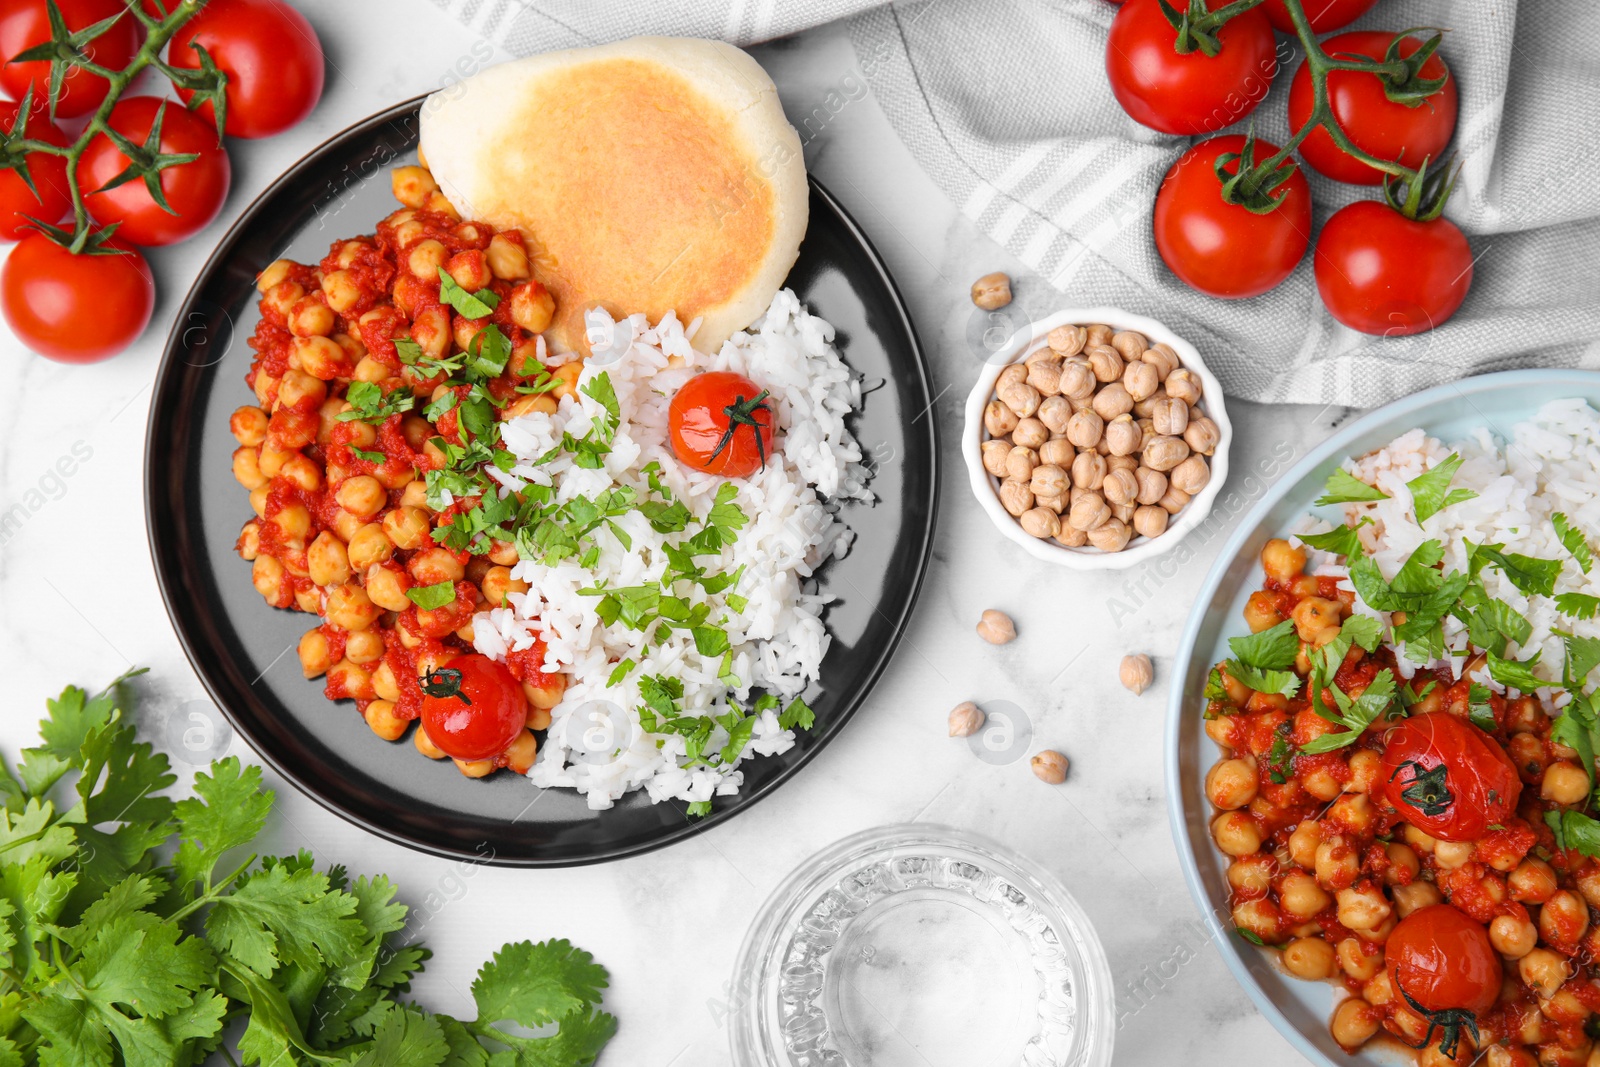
top-left (1551, 689), bottom-right (1600, 792)
top-left (1467, 682), bottom-right (1496, 732)
top-left (437, 266), bottom-right (499, 318)
top-left (1227, 620), bottom-right (1299, 671)
top-left (350, 445), bottom-right (386, 464)
top-left (1226, 662), bottom-right (1302, 698)
top-left (1486, 649), bottom-right (1547, 693)
top-left (407, 580), bottom-right (457, 610)
top-left (1314, 468), bottom-right (1388, 507)
top-left (1466, 540), bottom-right (1563, 597)
top-left (1406, 453), bottom-right (1477, 524)
top-left (1301, 669), bottom-right (1398, 753)
top-left (338, 381), bottom-right (415, 425)
top-left (1546, 809), bottom-right (1600, 859)
top-left (779, 696), bottom-right (816, 731)
top-left (1557, 592), bottom-right (1600, 621)
top-left (1553, 512), bottom-right (1594, 574)
top-left (1558, 630), bottom-right (1600, 688)
top-left (1297, 520), bottom-right (1368, 557)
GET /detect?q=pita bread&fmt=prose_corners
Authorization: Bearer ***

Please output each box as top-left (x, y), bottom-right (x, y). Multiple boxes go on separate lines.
top-left (419, 36), bottom-right (808, 353)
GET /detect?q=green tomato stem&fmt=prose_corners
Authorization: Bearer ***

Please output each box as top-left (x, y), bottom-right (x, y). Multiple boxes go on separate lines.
top-left (21, 0), bottom-right (211, 253)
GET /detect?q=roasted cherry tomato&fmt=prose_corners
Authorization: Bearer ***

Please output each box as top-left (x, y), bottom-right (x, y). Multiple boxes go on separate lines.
top-left (1386, 904), bottom-right (1501, 1058)
top-left (1105, 0), bottom-right (1277, 136)
top-left (668, 370), bottom-right (775, 478)
top-left (77, 96), bottom-right (232, 247)
top-left (1314, 201), bottom-right (1474, 336)
top-left (1, 234), bottom-right (154, 362)
top-left (1153, 135), bottom-right (1312, 299)
top-left (1262, 0), bottom-right (1377, 34)
top-left (0, 0), bottom-right (142, 119)
top-left (165, 0), bottom-right (324, 139)
top-left (419, 654), bottom-right (527, 762)
top-left (0, 99), bottom-right (71, 240)
top-left (1288, 31), bottom-right (1458, 185)
top-left (1381, 711), bottom-right (1520, 842)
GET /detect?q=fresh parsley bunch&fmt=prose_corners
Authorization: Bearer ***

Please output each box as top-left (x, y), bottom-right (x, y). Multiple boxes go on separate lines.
top-left (0, 672), bottom-right (617, 1066)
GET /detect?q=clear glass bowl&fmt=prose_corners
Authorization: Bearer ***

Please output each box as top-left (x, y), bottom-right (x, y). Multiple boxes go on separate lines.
top-left (730, 824), bottom-right (1115, 1067)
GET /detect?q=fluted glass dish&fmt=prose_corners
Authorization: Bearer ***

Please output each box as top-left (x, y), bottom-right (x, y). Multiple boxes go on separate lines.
top-left (730, 825), bottom-right (1115, 1067)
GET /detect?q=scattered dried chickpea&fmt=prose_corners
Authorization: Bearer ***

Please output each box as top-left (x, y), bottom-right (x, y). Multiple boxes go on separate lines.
top-left (976, 609), bottom-right (1016, 645)
top-left (970, 272), bottom-right (1013, 310)
top-left (1032, 750), bottom-right (1069, 784)
top-left (1120, 654), bottom-right (1154, 695)
top-left (948, 701), bottom-right (985, 737)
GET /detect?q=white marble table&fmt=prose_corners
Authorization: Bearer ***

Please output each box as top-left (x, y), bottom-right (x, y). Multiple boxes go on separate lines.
top-left (0, 4), bottom-right (1355, 1063)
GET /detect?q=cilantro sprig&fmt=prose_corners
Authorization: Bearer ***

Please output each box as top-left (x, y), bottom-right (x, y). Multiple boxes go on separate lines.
top-left (1, 673), bottom-right (619, 1066)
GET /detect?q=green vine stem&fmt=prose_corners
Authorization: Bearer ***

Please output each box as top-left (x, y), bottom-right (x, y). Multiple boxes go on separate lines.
top-left (1208, 0), bottom-right (1453, 218)
top-left (8, 0), bottom-right (221, 254)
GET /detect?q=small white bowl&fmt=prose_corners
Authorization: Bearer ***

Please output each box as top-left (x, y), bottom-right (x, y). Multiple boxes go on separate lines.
top-left (962, 307), bottom-right (1232, 571)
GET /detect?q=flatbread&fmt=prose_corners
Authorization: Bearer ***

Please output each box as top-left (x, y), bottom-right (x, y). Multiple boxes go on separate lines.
top-left (418, 36), bottom-right (808, 354)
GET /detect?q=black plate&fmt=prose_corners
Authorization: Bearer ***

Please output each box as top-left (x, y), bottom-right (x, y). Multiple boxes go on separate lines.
top-left (145, 98), bottom-right (938, 866)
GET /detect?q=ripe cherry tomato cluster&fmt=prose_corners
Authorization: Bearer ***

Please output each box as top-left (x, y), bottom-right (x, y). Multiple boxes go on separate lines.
top-left (1106, 0), bottom-right (1474, 336)
top-left (0, 0), bottom-right (324, 363)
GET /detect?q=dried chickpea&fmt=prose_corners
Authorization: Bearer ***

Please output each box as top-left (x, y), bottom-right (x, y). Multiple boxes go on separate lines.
top-left (1068, 491), bottom-right (1110, 532)
top-left (1020, 507), bottom-right (1061, 539)
top-left (1109, 330), bottom-right (1146, 360)
top-left (1087, 517), bottom-right (1131, 552)
top-left (998, 381), bottom-right (1042, 418)
top-left (948, 701), bottom-right (985, 737)
top-left (984, 399), bottom-right (1020, 436)
top-left (981, 439), bottom-right (1011, 478)
top-left (1142, 435), bottom-right (1190, 473)
top-left (1132, 387), bottom-right (1166, 420)
top-left (1184, 416), bottom-right (1221, 456)
top-left (1150, 396), bottom-right (1189, 437)
top-left (1012, 417), bottom-right (1049, 450)
top-left (1102, 467), bottom-right (1138, 507)
top-left (998, 363), bottom-right (1029, 391)
top-left (1141, 343), bottom-right (1180, 380)
top-left (1070, 451), bottom-right (1107, 490)
top-left (1058, 360), bottom-right (1096, 400)
top-left (1103, 414), bottom-right (1141, 456)
top-left (1066, 410), bottom-right (1104, 449)
top-left (976, 609), bottom-right (1016, 644)
top-left (1039, 438), bottom-right (1075, 467)
top-left (998, 480), bottom-right (1034, 517)
top-left (1133, 505), bottom-right (1168, 538)
top-left (1025, 359), bottom-right (1063, 396)
top-left (1122, 360), bottom-right (1159, 402)
top-left (1035, 491), bottom-right (1067, 513)
top-left (1092, 382), bottom-right (1134, 421)
top-left (1030, 464), bottom-right (1069, 497)
top-left (970, 272), bottom-right (1012, 310)
top-left (1037, 396), bottom-right (1072, 435)
top-left (1169, 454), bottom-right (1211, 495)
top-left (1120, 653), bottom-right (1154, 695)
top-left (1004, 445), bottom-right (1038, 483)
top-left (1048, 324), bottom-right (1087, 355)
top-left (1133, 466), bottom-right (1167, 505)
top-left (1031, 750), bottom-right (1069, 784)
top-left (1085, 323), bottom-right (1113, 347)
top-left (1054, 524), bottom-right (1088, 548)
top-left (1085, 345), bottom-right (1123, 383)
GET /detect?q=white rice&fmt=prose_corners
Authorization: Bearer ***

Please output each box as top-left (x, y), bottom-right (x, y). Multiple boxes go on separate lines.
top-left (471, 290), bottom-right (870, 809)
top-left (1295, 398), bottom-right (1600, 703)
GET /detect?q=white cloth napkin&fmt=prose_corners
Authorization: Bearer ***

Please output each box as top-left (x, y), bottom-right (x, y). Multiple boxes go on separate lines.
top-left (437, 0), bottom-right (1600, 405)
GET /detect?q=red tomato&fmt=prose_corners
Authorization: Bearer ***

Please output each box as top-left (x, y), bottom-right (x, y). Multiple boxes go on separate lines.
top-left (1263, 0), bottom-right (1377, 34)
top-left (1386, 904), bottom-right (1501, 1047)
top-left (0, 100), bottom-right (70, 240)
top-left (1288, 32), bottom-right (1458, 185)
top-left (1105, 0), bottom-right (1277, 136)
top-left (1381, 711), bottom-right (1519, 841)
top-left (1153, 135), bottom-right (1312, 299)
top-left (668, 371), bottom-right (775, 478)
top-left (419, 654), bottom-right (526, 762)
top-left (165, 0), bottom-right (324, 139)
top-left (1, 234), bottom-right (154, 362)
top-left (1314, 201), bottom-right (1473, 336)
top-left (77, 96), bottom-right (231, 247)
top-left (0, 0), bottom-right (141, 118)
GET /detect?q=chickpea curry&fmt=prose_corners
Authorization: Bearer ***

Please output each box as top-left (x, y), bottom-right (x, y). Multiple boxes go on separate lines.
top-left (1204, 534), bottom-right (1600, 1067)
top-left (231, 164), bottom-right (574, 779)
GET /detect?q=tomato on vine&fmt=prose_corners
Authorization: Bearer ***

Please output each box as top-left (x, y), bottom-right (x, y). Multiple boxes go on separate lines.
top-left (1379, 711), bottom-right (1518, 839)
top-left (669, 371), bottom-right (776, 478)
top-left (419, 654), bottom-right (528, 762)
top-left (1289, 31), bottom-right (1458, 185)
top-left (1385, 905), bottom-right (1501, 1059)
top-left (1262, 0), bottom-right (1376, 34)
top-left (78, 95), bottom-right (231, 246)
top-left (166, 0), bottom-right (324, 140)
top-left (1105, 0), bottom-right (1277, 136)
top-left (0, 233), bottom-right (154, 363)
top-left (1153, 134), bottom-right (1312, 299)
top-left (1316, 198), bottom-right (1473, 337)
top-left (0, 0), bottom-right (142, 119)
top-left (0, 93), bottom-right (71, 240)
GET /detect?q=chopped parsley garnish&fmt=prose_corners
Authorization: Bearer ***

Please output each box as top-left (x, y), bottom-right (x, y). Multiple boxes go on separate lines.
top-left (1297, 519), bottom-right (1369, 557)
top-left (1464, 540), bottom-right (1562, 597)
top-left (1313, 468), bottom-right (1388, 507)
top-left (1546, 808), bottom-right (1600, 859)
top-left (1553, 512), bottom-right (1594, 574)
top-left (406, 579), bottom-right (457, 610)
top-left (1557, 630), bottom-right (1600, 688)
top-left (438, 266), bottom-right (500, 317)
top-left (1557, 592), bottom-right (1600, 621)
top-left (1228, 663), bottom-right (1302, 699)
top-left (336, 380), bottom-right (414, 424)
top-left (1302, 668), bottom-right (1399, 753)
top-left (1405, 452), bottom-right (1477, 524)
top-left (1551, 688), bottom-right (1600, 791)
top-left (1265, 723), bottom-right (1294, 784)
top-left (1227, 620), bottom-right (1299, 671)
top-left (349, 444), bottom-right (386, 465)
top-left (1467, 682), bottom-right (1496, 732)
top-left (1486, 649), bottom-right (1546, 693)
